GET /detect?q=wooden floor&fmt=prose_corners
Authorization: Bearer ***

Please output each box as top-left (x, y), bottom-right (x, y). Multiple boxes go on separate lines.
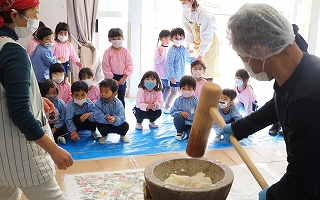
top-left (21, 144), bottom-right (287, 200)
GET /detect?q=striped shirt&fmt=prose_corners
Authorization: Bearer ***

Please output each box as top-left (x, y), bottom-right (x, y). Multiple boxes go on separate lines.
top-left (213, 104), bottom-right (242, 133)
top-left (170, 95), bottom-right (198, 125)
top-left (166, 45), bottom-right (196, 82)
top-left (194, 78), bottom-right (207, 98)
top-left (55, 80), bottom-right (72, 105)
top-left (154, 45), bottom-right (170, 79)
top-left (102, 46), bottom-right (134, 79)
top-left (65, 98), bottom-right (96, 132)
top-left (51, 41), bottom-right (80, 64)
top-left (87, 84), bottom-right (100, 103)
top-left (94, 97), bottom-right (126, 126)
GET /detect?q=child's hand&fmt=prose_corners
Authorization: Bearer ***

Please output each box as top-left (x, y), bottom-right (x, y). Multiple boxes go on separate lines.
top-left (106, 114), bottom-right (115, 124)
top-left (158, 48), bottom-right (163, 55)
top-left (71, 131), bottom-right (79, 140)
top-left (150, 102), bottom-right (157, 111)
top-left (80, 113), bottom-right (91, 122)
top-left (42, 97), bottom-right (54, 114)
top-left (58, 57), bottom-right (65, 62)
top-left (76, 61), bottom-right (83, 68)
top-left (171, 78), bottom-right (176, 84)
top-left (51, 127), bottom-right (57, 134)
top-left (118, 77), bottom-right (126, 85)
top-left (180, 111), bottom-right (189, 118)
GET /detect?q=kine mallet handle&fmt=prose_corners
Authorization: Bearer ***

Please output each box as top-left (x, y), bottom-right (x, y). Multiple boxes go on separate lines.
top-left (186, 82), bottom-right (268, 189)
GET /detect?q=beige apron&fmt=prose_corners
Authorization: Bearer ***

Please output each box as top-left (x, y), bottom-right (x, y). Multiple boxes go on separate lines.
top-left (191, 23), bottom-right (220, 78)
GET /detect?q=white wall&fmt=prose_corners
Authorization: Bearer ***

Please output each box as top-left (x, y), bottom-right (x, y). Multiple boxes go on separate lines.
top-left (18, 0), bottom-right (67, 48)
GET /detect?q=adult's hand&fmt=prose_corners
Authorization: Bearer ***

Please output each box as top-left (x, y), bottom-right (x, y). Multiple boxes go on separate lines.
top-left (217, 123), bottom-right (234, 143)
top-left (258, 186), bottom-right (270, 200)
top-left (42, 97), bottom-right (54, 114)
top-left (50, 146), bottom-right (74, 170)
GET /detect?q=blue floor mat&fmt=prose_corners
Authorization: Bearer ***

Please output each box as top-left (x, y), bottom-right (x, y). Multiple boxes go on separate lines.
top-left (59, 99), bottom-right (284, 161)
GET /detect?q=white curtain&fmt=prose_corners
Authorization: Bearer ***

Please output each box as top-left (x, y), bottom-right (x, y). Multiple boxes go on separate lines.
top-left (67, 0), bottom-right (104, 83)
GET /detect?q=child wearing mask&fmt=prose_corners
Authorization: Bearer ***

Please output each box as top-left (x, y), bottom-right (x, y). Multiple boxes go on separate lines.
top-left (50, 63), bottom-right (72, 105)
top-left (27, 21), bottom-right (46, 57)
top-left (154, 29), bottom-right (171, 102)
top-left (133, 71), bottom-right (163, 130)
top-left (191, 60), bottom-right (207, 98)
top-left (170, 75), bottom-right (198, 140)
top-left (79, 67), bottom-right (100, 102)
top-left (102, 28), bottom-right (134, 107)
top-left (40, 80), bottom-right (68, 144)
top-left (52, 22), bottom-right (83, 79)
top-left (213, 88), bottom-right (242, 142)
top-left (94, 79), bottom-right (130, 144)
top-left (65, 81), bottom-right (99, 141)
top-left (233, 69), bottom-right (258, 116)
top-left (164, 27), bottom-right (196, 113)
top-left (31, 27), bottom-right (61, 85)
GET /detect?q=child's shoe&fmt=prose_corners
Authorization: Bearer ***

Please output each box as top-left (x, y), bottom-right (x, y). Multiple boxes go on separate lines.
top-left (120, 135), bottom-right (130, 143)
top-left (91, 130), bottom-right (102, 139)
top-left (213, 135), bottom-right (221, 142)
top-left (99, 136), bottom-right (108, 144)
top-left (149, 122), bottom-right (159, 128)
top-left (163, 107), bottom-right (170, 114)
top-left (135, 123), bottom-right (143, 130)
top-left (175, 133), bottom-right (182, 140)
top-left (57, 136), bottom-right (66, 144)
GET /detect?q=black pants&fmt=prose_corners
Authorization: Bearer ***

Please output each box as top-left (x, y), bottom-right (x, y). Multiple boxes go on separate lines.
top-left (113, 74), bottom-right (127, 107)
top-left (50, 124), bottom-right (69, 142)
top-left (173, 114), bottom-right (191, 133)
top-left (97, 122), bottom-right (129, 137)
top-left (73, 114), bottom-right (97, 131)
top-left (133, 107), bottom-right (162, 123)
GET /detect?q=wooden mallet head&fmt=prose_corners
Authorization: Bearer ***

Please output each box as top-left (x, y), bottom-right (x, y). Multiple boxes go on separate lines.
top-left (186, 82), bottom-right (222, 158)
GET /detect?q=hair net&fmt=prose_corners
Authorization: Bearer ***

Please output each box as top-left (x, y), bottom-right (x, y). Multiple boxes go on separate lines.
top-left (227, 3), bottom-right (295, 60)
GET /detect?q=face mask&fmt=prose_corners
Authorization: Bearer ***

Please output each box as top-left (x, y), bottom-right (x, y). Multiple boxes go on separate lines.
top-left (192, 69), bottom-right (204, 79)
top-left (83, 79), bottom-right (93, 87)
top-left (101, 96), bottom-right (114, 104)
top-left (52, 75), bottom-right (64, 83)
top-left (74, 98), bottom-right (87, 106)
top-left (182, 3), bottom-right (191, 11)
top-left (13, 11), bottom-right (39, 38)
top-left (58, 35), bottom-right (68, 42)
top-left (243, 58), bottom-right (269, 81)
top-left (111, 40), bottom-right (123, 48)
top-left (47, 96), bottom-right (58, 102)
top-left (173, 39), bottom-right (184, 47)
top-left (45, 42), bottom-right (54, 48)
top-left (181, 90), bottom-right (194, 98)
top-left (219, 101), bottom-right (228, 109)
top-left (235, 78), bottom-right (243, 87)
top-left (144, 81), bottom-right (156, 91)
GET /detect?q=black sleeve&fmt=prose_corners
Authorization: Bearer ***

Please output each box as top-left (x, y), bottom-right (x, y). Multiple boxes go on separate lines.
top-left (231, 97), bottom-right (278, 140)
top-left (0, 43), bottom-right (45, 141)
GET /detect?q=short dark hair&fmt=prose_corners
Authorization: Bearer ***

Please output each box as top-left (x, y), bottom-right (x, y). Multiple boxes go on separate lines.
top-left (50, 63), bottom-right (65, 79)
top-left (108, 28), bottom-right (123, 38)
top-left (170, 27), bottom-right (185, 38)
top-left (54, 22), bottom-right (71, 41)
top-left (138, 71), bottom-right (162, 91)
top-left (235, 69), bottom-right (250, 81)
top-left (36, 27), bottom-right (53, 40)
top-left (180, 75), bottom-right (196, 90)
top-left (222, 89), bottom-right (237, 101)
top-left (79, 68), bottom-right (94, 80)
top-left (40, 79), bottom-right (58, 97)
top-left (71, 81), bottom-right (88, 94)
top-left (99, 79), bottom-right (118, 93)
top-left (191, 60), bottom-right (207, 70)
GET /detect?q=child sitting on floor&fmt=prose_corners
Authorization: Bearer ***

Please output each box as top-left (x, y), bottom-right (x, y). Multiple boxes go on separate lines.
top-left (79, 67), bottom-right (100, 102)
top-left (40, 79), bottom-right (68, 144)
top-left (133, 71), bottom-right (163, 130)
top-left (65, 81), bottom-right (99, 141)
top-left (170, 75), bottom-right (198, 140)
top-left (213, 88), bottom-right (242, 142)
top-left (94, 79), bottom-right (130, 144)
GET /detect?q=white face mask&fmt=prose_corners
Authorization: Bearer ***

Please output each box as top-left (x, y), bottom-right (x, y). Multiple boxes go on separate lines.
top-left (111, 40), bottom-right (123, 48)
top-left (74, 98), bottom-right (87, 106)
top-left (173, 39), bottom-right (184, 47)
top-left (83, 79), bottom-right (93, 88)
top-left (219, 101), bottom-right (228, 109)
top-left (235, 78), bottom-right (243, 87)
top-left (13, 11), bottom-right (39, 38)
top-left (58, 35), bottom-right (68, 42)
top-left (243, 58), bottom-right (269, 81)
top-left (45, 42), bottom-right (54, 48)
top-left (192, 69), bottom-right (204, 79)
top-left (52, 75), bottom-right (64, 83)
top-left (181, 90), bottom-right (194, 98)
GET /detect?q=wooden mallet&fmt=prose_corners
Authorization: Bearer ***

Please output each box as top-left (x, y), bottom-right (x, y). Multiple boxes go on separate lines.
top-left (186, 82), bottom-right (268, 189)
